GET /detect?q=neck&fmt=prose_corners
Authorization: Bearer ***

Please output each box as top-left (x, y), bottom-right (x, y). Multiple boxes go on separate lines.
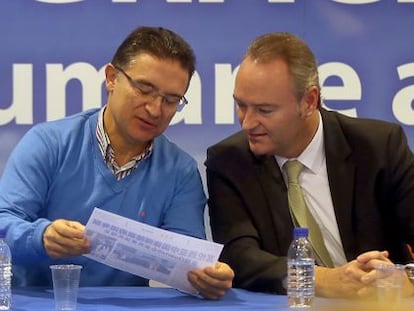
top-left (103, 106), bottom-right (148, 166)
top-left (287, 111), bottom-right (320, 159)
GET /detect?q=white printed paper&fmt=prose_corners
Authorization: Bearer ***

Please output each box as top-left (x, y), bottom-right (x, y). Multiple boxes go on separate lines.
top-left (84, 208), bottom-right (223, 294)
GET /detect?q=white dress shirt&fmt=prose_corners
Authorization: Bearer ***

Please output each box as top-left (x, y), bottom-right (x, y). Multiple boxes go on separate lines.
top-left (276, 112), bottom-right (347, 267)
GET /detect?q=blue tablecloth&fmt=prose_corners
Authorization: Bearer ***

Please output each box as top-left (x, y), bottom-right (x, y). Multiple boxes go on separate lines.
top-left (13, 286), bottom-right (286, 311)
top-left (11, 286), bottom-right (414, 310)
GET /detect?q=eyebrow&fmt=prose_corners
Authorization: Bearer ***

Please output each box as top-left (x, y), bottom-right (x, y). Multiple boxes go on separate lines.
top-left (132, 78), bottom-right (183, 98)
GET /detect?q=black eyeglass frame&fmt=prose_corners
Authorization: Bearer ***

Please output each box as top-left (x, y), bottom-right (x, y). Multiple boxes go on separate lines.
top-left (114, 65), bottom-right (188, 109)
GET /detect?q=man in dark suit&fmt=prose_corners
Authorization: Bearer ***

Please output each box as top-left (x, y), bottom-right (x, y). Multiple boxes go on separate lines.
top-left (205, 32), bottom-right (414, 298)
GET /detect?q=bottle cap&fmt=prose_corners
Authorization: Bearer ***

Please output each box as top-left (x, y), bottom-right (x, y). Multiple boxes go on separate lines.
top-left (293, 227), bottom-right (309, 238)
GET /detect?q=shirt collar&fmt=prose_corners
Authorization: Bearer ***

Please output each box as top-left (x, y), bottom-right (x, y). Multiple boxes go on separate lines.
top-left (96, 106), bottom-right (109, 159)
top-left (96, 105), bottom-right (153, 164)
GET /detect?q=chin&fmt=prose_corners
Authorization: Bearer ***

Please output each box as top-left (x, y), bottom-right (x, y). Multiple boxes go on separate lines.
top-left (248, 144), bottom-right (270, 156)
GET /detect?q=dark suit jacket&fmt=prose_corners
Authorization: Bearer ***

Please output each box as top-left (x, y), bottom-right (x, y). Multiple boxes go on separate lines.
top-left (205, 108), bottom-right (414, 294)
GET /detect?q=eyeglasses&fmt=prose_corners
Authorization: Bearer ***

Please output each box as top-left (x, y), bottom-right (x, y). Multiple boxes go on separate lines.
top-left (114, 65), bottom-right (188, 109)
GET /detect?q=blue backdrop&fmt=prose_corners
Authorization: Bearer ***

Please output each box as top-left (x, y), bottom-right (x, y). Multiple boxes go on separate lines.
top-left (1, 0), bottom-right (414, 183)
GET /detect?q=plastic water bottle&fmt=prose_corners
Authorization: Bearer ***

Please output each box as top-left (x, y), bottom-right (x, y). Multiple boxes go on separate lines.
top-left (0, 229), bottom-right (12, 310)
top-left (287, 227), bottom-right (315, 308)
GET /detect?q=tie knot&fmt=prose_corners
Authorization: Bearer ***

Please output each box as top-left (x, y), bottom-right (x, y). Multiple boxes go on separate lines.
top-left (284, 160), bottom-right (304, 184)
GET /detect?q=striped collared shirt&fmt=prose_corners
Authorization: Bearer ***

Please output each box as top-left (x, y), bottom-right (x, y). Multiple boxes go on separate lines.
top-left (96, 107), bottom-right (152, 180)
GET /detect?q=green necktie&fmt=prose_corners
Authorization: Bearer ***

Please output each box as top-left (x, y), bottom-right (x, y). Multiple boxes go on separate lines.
top-left (284, 160), bottom-right (334, 267)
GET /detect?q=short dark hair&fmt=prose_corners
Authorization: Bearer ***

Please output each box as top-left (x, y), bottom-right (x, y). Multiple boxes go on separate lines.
top-left (245, 32), bottom-right (320, 106)
top-left (111, 26), bottom-right (196, 80)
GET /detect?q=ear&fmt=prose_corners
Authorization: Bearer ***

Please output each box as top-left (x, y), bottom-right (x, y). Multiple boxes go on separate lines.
top-left (301, 86), bottom-right (319, 117)
top-left (105, 63), bottom-right (118, 93)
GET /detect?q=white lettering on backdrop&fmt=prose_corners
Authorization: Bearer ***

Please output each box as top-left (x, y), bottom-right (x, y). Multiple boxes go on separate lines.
top-left (393, 63), bottom-right (414, 125)
top-left (1, 61), bottom-right (414, 126)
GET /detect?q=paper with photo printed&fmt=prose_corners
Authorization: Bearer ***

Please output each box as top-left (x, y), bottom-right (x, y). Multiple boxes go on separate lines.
top-left (84, 208), bottom-right (223, 294)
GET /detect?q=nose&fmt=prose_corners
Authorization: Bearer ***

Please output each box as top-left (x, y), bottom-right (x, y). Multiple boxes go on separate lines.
top-left (240, 108), bottom-right (258, 131)
top-left (145, 95), bottom-right (163, 117)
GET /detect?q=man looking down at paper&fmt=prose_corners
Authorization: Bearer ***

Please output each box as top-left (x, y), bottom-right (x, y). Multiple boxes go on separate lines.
top-left (205, 32), bottom-right (414, 299)
top-left (0, 26), bottom-right (233, 300)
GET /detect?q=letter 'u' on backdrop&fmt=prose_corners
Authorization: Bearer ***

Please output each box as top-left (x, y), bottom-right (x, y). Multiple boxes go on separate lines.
top-left (1, 0), bottom-right (414, 180)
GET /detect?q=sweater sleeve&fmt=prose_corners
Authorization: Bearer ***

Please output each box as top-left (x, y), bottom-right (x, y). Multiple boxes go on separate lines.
top-left (0, 125), bottom-right (57, 263)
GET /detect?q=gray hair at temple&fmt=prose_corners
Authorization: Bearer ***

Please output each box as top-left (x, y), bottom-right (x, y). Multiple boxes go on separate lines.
top-left (244, 32), bottom-right (321, 107)
top-left (111, 26), bottom-right (196, 82)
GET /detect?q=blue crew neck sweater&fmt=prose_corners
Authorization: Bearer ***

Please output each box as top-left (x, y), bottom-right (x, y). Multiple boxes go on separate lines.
top-left (0, 109), bottom-right (207, 286)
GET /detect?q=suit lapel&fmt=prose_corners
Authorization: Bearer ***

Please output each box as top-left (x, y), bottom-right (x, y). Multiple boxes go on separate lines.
top-left (321, 109), bottom-right (357, 260)
top-left (255, 155), bottom-right (294, 253)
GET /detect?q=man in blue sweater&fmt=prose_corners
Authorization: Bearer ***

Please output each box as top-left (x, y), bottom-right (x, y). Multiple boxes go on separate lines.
top-left (0, 26), bottom-right (233, 300)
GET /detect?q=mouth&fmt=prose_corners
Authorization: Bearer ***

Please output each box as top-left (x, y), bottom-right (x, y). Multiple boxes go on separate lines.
top-left (248, 132), bottom-right (267, 139)
top-left (137, 116), bottom-right (157, 129)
